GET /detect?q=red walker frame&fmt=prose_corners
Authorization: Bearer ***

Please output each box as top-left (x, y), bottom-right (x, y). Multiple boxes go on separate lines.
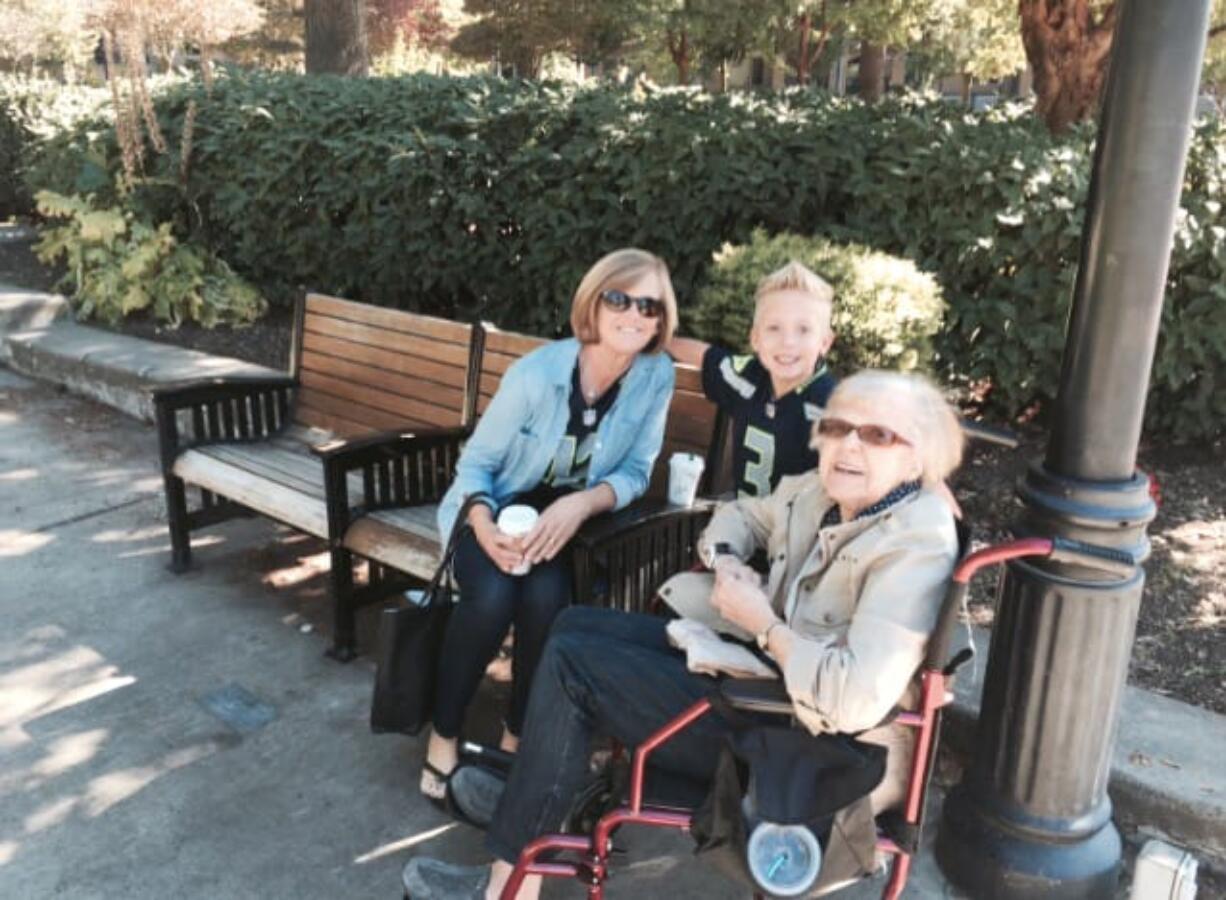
top-left (499, 537), bottom-right (1082, 900)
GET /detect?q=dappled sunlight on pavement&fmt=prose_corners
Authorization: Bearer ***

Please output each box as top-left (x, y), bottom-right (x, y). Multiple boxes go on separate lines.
top-left (0, 529), bottom-right (54, 558)
top-left (353, 822), bottom-right (459, 865)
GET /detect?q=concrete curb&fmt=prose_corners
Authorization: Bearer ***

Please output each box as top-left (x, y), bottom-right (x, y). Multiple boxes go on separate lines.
top-left (3, 320), bottom-right (281, 422)
top-left (0, 285), bottom-right (68, 334)
top-left (2, 309), bottom-right (1222, 873)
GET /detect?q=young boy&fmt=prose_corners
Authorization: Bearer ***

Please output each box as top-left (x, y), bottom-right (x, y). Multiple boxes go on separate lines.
top-left (670, 261), bottom-right (837, 498)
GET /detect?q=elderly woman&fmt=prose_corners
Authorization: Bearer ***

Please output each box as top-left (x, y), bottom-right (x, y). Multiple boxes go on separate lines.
top-left (421, 249), bottom-right (678, 806)
top-left (405, 369), bottom-right (964, 900)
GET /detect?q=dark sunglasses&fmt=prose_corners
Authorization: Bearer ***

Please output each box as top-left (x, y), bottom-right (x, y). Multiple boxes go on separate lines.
top-left (816, 416), bottom-right (912, 447)
top-left (600, 289), bottom-right (664, 319)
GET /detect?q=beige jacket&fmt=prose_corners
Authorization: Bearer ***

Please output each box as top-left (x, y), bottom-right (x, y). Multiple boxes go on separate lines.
top-left (661, 470), bottom-right (958, 813)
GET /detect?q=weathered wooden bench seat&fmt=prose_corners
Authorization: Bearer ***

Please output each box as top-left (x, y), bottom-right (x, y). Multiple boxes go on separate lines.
top-left (154, 293), bottom-right (478, 659)
top-left (171, 426), bottom-right (342, 537)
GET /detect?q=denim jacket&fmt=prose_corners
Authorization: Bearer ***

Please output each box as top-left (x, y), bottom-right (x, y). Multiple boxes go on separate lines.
top-left (437, 338), bottom-right (675, 539)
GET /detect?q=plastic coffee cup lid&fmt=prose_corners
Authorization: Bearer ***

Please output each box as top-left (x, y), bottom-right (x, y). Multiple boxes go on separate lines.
top-left (497, 504), bottom-right (538, 536)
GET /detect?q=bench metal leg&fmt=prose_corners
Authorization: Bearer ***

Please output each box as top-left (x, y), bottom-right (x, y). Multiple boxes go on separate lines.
top-left (327, 547), bottom-right (358, 662)
top-left (164, 474), bottom-right (192, 573)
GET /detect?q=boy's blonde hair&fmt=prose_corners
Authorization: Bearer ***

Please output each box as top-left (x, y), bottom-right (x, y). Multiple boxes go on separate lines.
top-left (752, 261), bottom-right (835, 327)
top-left (571, 248), bottom-right (678, 352)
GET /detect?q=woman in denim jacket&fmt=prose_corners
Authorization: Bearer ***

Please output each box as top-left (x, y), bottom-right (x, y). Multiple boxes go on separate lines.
top-left (422, 249), bottom-right (678, 805)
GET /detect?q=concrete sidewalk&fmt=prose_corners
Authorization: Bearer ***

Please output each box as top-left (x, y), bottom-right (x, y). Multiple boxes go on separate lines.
top-left (1, 285), bottom-right (1221, 895)
top-left (1, 369), bottom-right (974, 898)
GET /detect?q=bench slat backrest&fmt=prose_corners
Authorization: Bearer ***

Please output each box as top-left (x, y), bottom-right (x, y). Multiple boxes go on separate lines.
top-left (293, 294), bottom-right (474, 437)
top-left (651, 363), bottom-right (722, 499)
top-left (475, 326), bottom-right (550, 417)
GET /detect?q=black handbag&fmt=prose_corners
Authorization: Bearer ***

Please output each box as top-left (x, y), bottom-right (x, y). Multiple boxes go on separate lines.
top-left (369, 493), bottom-right (490, 736)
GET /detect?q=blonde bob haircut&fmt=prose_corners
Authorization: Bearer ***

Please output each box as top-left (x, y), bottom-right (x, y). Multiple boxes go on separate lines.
top-left (570, 248), bottom-right (678, 353)
top-left (753, 261), bottom-right (834, 326)
top-left (814, 369), bottom-right (964, 487)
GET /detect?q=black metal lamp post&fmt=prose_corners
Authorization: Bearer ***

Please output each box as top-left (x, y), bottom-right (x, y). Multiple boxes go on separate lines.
top-left (935, 1), bottom-right (1212, 897)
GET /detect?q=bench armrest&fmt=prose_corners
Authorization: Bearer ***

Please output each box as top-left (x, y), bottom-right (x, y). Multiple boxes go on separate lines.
top-left (311, 425), bottom-right (468, 464)
top-left (718, 677), bottom-right (793, 716)
top-left (152, 376), bottom-right (297, 472)
top-left (151, 374), bottom-right (297, 404)
top-left (318, 426), bottom-right (469, 541)
top-left (572, 500), bottom-right (717, 613)
top-left (574, 498), bottom-right (717, 550)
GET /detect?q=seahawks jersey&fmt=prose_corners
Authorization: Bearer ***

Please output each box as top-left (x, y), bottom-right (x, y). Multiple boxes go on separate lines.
top-left (544, 362), bottom-right (621, 490)
top-left (701, 345), bottom-right (837, 497)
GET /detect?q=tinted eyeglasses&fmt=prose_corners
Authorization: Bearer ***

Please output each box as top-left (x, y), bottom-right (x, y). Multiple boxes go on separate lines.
top-left (816, 416), bottom-right (912, 447)
top-left (600, 289), bottom-right (664, 319)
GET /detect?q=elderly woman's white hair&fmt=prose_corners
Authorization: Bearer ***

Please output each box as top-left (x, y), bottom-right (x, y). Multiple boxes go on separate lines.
top-left (814, 370), bottom-right (964, 487)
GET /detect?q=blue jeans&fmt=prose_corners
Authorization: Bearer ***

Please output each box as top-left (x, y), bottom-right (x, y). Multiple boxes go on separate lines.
top-left (485, 606), bottom-right (734, 864)
top-left (433, 529), bottom-right (573, 739)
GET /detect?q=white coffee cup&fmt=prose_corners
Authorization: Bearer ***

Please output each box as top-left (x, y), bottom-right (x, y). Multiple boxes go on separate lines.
top-left (496, 505), bottom-right (538, 575)
top-left (668, 452), bottom-right (705, 507)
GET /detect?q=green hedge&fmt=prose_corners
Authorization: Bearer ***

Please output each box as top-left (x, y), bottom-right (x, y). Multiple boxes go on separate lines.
top-left (6, 73), bottom-right (1225, 438)
top-left (689, 230), bottom-right (945, 375)
top-left (0, 79), bottom-right (110, 218)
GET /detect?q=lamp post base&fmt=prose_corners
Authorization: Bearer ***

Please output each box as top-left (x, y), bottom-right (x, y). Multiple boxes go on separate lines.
top-left (937, 783), bottom-right (1121, 900)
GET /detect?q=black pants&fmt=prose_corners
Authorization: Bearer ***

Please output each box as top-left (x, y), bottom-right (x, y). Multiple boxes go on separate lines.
top-left (485, 606), bottom-right (732, 864)
top-left (432, 528), bottom-right (573, 739)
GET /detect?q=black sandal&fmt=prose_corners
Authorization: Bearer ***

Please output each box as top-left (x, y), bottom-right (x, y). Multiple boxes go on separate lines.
top-left (419, 760), bottom-right (454, 813)
top-left (421, 760), bottom-right (502, 830)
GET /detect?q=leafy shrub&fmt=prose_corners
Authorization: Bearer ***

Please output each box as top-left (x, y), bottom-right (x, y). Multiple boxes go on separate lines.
top-left (0, 78), bottom-right (111, 217)
top-left (11, 74), bottom-right (1226, 437)
top-left (688, 230), bottom-right (945, 375)
top-left (35, 190), bottom-right (267, 328)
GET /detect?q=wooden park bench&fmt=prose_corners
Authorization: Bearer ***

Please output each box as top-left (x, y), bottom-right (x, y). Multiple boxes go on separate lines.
top-left (156, 290), bottom-right (728, 661)
top-left (153, 293), bottom-right (479, 659)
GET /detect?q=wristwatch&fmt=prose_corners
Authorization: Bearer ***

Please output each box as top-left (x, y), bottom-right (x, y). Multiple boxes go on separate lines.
top-left (702, 541), bottom-right (736, 570)
top-left (756, 619), bottom-right (784, 651)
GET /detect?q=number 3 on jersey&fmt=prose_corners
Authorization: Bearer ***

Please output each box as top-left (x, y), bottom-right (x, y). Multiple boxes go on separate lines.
top-left (742, 426), bottom-right (775, 497)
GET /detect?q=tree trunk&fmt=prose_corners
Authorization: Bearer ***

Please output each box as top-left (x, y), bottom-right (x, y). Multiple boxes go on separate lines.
top-left (667, 28), bottom-right (691, 85)
top-left (305, 0), bottom-right (368, 75)
top-left (858, 41), bottom-right (885, 102)
top-left (797, 12), bottom-right (812, 85)
top-left (1019, 0), bottom-right (1117, 132)
top-left (961, 72), bottom-right (973, 106)
top-left (796, 1), bottom-right (830, 87)
top-left (718, 59), bottom-right (728, 93)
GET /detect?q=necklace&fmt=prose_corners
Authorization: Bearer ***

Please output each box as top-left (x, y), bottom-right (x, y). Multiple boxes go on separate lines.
top-left (578, 354), bottom-right (601, 425)
top-left (578, 351), bottom-right (615, 403)
top-left (578, 349), bottom-right (626, 425)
